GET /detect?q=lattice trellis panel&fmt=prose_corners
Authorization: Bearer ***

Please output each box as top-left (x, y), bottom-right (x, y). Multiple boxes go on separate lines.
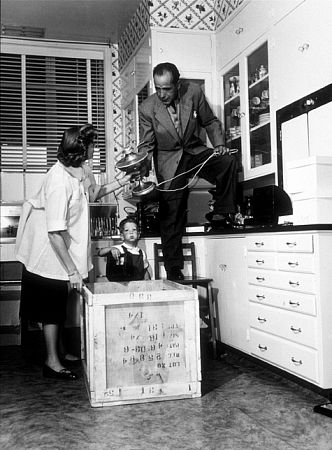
top-left (110, 44), bottom-right (123, 161)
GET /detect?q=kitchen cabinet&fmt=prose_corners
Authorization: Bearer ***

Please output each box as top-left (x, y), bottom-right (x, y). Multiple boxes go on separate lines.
top-left (0, 242), bottom-right (21, 346)
top-left (205, 228), bottom-right (332, 389)
top-left (247, 230), bottom-right (332, 389)
top-left (269, 0), bottom-right (332, 110)
top-left (121, 36), bottom-right (151, 110)
top-left (222, 40), bottom-right (273, 180)
top-left (206, 235), bottom-right (249, 353)
top-left (151, 29), bottom-right (212, 73)
top-left (216, 0), bottom-right (303, 72)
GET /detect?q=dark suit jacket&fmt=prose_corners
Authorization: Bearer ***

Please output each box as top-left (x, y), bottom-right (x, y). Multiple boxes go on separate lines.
top-left (138, 81), bottom-right (224, 186)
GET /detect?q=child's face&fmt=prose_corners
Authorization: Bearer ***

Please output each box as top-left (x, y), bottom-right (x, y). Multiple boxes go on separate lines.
top-left (121, 222), bottom-right (139, 244)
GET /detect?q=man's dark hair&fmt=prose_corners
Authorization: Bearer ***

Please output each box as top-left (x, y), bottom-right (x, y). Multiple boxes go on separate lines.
top-left (153, 62), bottom-right (180, 84)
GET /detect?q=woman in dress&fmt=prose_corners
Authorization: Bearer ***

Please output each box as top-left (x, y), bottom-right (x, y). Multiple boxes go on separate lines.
top-left (16, 124), bottom-right (131, 380)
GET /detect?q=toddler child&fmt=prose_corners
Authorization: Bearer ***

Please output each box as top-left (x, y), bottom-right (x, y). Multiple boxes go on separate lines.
top-left (98, 217), bottom-right (150, 281)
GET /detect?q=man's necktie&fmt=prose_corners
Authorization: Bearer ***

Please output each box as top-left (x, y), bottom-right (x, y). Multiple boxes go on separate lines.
top-left (167, 103), bottom-right (181, 137)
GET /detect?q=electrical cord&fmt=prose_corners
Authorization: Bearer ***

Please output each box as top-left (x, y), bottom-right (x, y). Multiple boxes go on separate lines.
top-left (156, 148), bottom-right (237, 192)
top-left (156, 152), bottom-right (216, 192)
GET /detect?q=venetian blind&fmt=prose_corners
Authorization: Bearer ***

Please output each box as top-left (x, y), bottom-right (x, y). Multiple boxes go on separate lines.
top-left (0, 53), bottom-right (105, 173)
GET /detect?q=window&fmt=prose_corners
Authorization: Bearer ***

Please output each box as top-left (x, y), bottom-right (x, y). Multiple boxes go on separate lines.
top-left (0, 51), bottom-right (106, 173)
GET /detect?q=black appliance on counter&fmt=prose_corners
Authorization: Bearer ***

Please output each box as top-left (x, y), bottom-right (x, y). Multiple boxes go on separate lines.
top-left (246, 185), bottom-right (293, 227)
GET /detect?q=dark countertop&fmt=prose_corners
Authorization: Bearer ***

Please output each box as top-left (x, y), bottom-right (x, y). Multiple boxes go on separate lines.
top-left (90, 224), bottom-right (332, 241)
top-left (190, 223), bottom-right (332, 236)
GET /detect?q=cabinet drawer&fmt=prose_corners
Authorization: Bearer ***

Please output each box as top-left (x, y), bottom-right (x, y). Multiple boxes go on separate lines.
top-left (249, 303), bottom-right (317, 348)
top-left (248, 268), bottom-right (315, 294)
top-left (246, 235), bottom-right (276, 252)
top-left (0, 243), bottom-right (16, 261)
top-left (248, 286), bottom-right (316, 316)
top-left (247, 252), bottom-right (276, 270)
top-left (277, 253), bottom-right (315, 274)
top-left (250, 329), bottom-right (319, 384)
top-left (0, 300), bottom-right (20, 326)
top-left (276, 234), bottom-right (313, 253)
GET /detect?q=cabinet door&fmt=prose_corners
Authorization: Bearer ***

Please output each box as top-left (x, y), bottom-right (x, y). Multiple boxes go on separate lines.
top-left (135, 37), bottom-right (151, 94)
top-left (245, 41), bottom-right (273, 178)
top-left (221, 40), bottom-right (274, 181)
top-left (216, 0), bottom-right (302, 69)
top-left (206, 236), bottom-right (249, 353)
top-left (153, 30), bottom-right (212, 72)
top-left (223, 63), bottom-right (243, 179)
top-left (121, 58), bottom-right (136, 109)
top-left (270, 0), bottom-right (332, 109)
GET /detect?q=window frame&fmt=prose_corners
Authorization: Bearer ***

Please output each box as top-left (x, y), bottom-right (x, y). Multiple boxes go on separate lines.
top-left (1, 38), bottom-right (114, 183)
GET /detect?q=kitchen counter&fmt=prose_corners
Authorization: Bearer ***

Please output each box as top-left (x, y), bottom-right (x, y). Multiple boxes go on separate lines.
top-left (139, 223), bottom-right (332, 240)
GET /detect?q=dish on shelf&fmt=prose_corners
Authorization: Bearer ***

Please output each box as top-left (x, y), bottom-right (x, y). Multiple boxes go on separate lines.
top-left (259, 113), bottom-right (270, 124)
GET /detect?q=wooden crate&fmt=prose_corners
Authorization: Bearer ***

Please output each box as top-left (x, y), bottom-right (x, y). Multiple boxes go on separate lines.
top-left (81, 280), bottom-right (201, 407)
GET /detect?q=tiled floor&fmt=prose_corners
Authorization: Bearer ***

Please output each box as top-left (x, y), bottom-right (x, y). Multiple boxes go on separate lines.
top-left (1, 336), bottom-right (332, 450)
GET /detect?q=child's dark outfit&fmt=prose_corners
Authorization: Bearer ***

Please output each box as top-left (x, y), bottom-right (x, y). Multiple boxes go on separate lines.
top-left (106, 244), bottom-right (145, 282)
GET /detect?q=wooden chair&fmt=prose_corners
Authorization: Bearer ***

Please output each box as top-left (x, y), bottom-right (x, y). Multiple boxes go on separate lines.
top-left (154, 242), bottom-right (216, 359)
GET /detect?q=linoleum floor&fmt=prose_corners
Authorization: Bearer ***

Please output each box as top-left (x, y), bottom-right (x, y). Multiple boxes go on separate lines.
top-left (1, 338), bottom-right (332, 450)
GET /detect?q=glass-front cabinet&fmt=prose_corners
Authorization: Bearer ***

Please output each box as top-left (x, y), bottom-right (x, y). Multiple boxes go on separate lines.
top-left (223, 63), bottom-right (242, 173)
top-left (222, 41), bottom-right (273, 180)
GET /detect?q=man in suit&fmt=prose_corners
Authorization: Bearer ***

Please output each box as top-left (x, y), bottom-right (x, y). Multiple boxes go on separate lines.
top-left (138, 62), bottom-right (238, 281)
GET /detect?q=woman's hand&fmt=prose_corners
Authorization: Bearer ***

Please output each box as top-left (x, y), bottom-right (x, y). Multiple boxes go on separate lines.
top-left (68, 270), bottom-right (83, 292)
top-left (116, 171), bottom-right (139, 187)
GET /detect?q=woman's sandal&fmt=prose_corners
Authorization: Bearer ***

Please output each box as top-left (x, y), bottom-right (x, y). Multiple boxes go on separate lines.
top-left (43, 364), bottom-right (78, 380)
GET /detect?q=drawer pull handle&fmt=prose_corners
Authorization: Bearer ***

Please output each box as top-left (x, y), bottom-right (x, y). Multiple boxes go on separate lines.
top-left (256, 294), bottom-right (266, 300)
top-left (254, 242), bottom-right (264, 247)
top-left (289, 300), bottom-right (300, 307)
top-left (286, 242), bottom-right (297, 247)
top-left (290, 326), bottom-right (302, 333)
top-left (257, 317), bottom-right (266, 323)
top-left (258, 344), bottom-right (267, 351)
top-left (291, 357), bottom-right (303, 366)
top-left (289, 281), bottom-right (300, 287)
top-left (288, 261), bottom-right (299, 267)
top-left (256, 259), bottom-right (265, 264)
top-left (256, 277), bottom-right (265, 282)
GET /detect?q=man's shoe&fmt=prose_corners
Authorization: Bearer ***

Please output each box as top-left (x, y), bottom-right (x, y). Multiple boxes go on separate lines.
top-left (211, 213), bottom-right (244, 230)
top-left (167, 267), bottom-right (185, 281)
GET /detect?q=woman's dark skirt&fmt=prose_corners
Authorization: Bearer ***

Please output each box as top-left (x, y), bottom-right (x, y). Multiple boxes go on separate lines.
top-left (20, 266), bottom-right (68, 324)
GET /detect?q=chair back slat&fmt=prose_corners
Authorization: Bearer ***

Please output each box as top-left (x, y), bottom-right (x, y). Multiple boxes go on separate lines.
top-left (154, 242), bottom-right (197, 279)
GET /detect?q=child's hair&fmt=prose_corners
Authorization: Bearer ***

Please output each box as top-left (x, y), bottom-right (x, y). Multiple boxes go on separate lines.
top-left (118, 217), bottom-right (139, 234)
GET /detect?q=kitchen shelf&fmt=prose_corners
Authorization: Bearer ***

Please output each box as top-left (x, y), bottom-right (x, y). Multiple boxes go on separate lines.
top-left (250, 121), bottom-right (270, 133)
top-left (225, 93), bottom-right (240, 105)
top-left (248, 74), bottom-right (269, 90)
